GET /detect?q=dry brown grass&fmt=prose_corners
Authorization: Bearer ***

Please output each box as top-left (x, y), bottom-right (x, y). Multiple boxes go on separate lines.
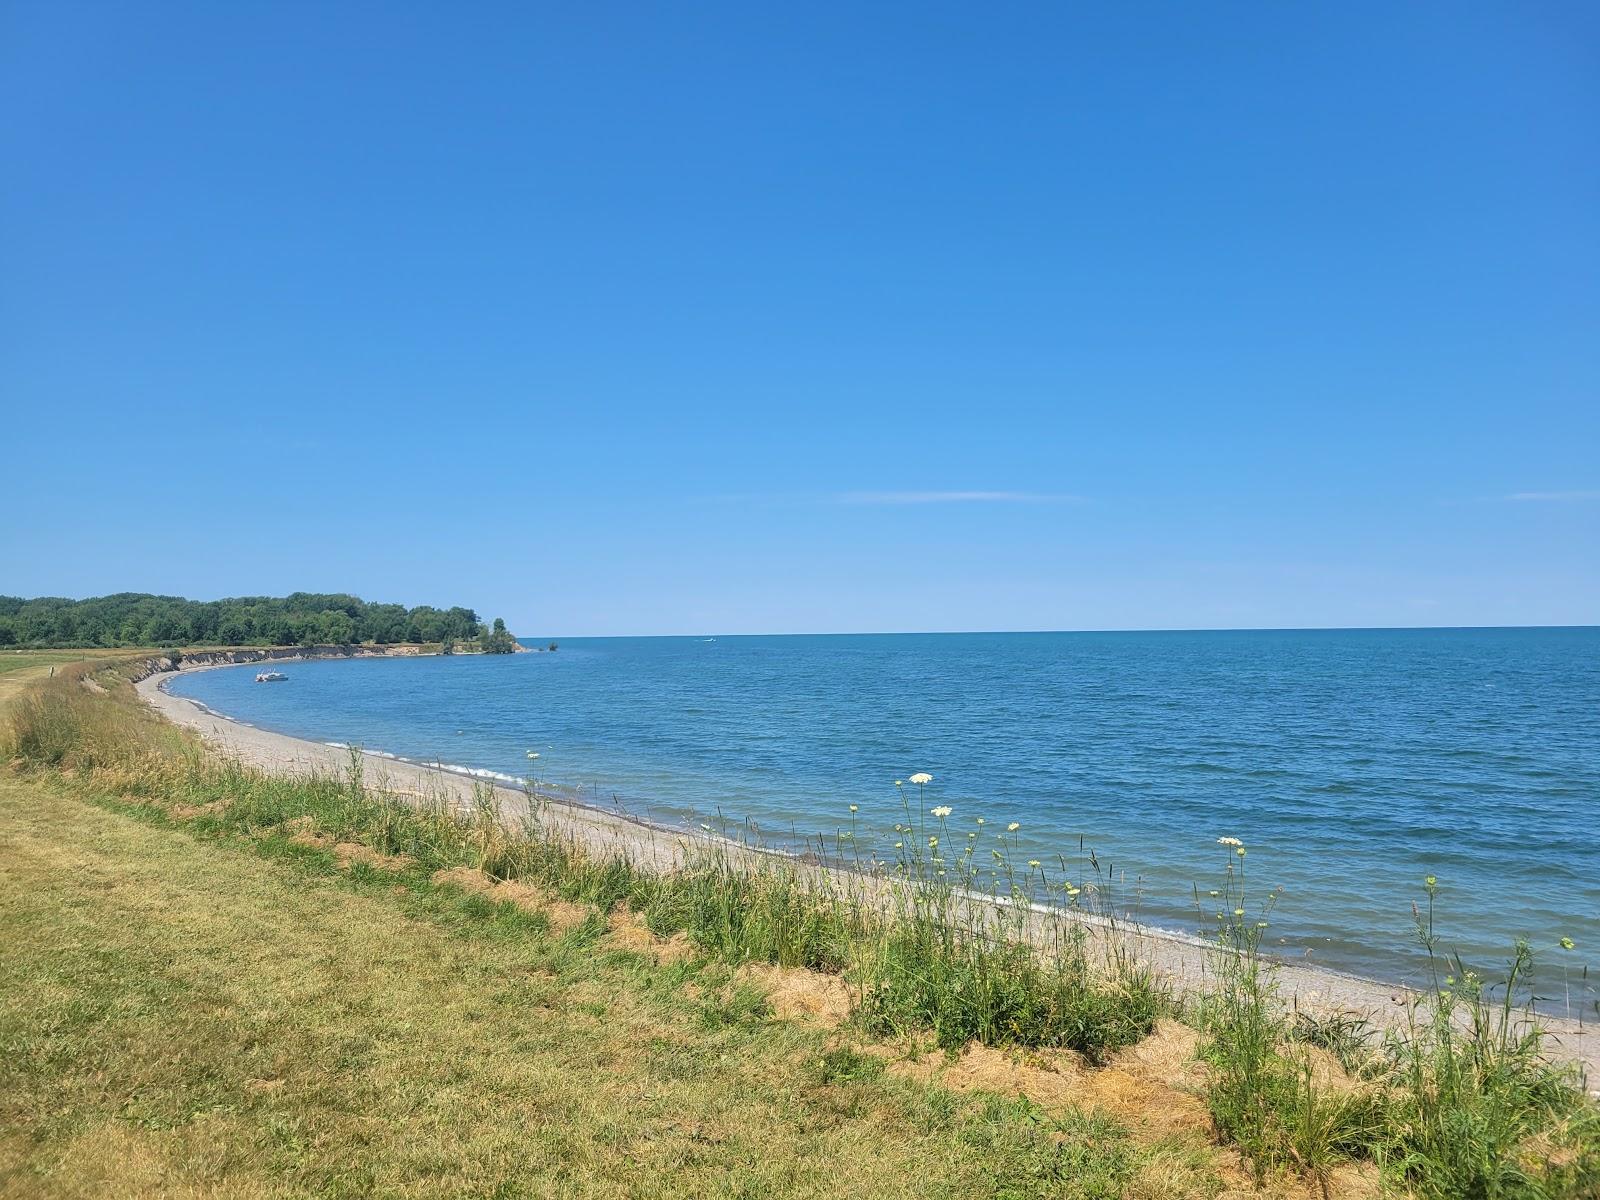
top-left (892, 1039), bottom-right (1085, 1107)
top-left (737, 963), bottom-right (854, 1027)
top-left (429, 864), bottom-right (592, 931)
top-left (606, 906), bottom-right (695, 963)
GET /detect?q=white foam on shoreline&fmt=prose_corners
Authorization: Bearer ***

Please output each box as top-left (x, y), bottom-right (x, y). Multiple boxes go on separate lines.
top-left (426, 762), bottom-right (525, 784)
top-left (321, 742), bottom-right (407, 765)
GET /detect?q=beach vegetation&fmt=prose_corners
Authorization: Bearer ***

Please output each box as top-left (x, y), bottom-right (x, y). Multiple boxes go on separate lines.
top-left (1195, 846), bottom-right (1598, 1198)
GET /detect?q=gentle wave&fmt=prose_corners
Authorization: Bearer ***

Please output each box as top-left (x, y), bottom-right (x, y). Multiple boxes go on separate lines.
top-left (424, 762), bottom-right (526, 785)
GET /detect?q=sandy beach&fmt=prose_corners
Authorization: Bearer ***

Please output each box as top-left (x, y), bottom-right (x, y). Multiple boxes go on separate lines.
top-left (136, 658), bottom-right (1599, 1086)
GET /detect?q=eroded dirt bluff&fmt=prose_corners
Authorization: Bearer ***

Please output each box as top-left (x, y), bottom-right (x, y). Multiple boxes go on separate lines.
top-left (124, 640), bottom-right (528, 683)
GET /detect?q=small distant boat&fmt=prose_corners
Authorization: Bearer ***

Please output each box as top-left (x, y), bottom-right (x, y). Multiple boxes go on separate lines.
top-left (255, 671), bottom-right (288, 683)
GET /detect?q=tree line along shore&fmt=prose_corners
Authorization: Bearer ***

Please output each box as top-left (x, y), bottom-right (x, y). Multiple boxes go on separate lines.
top-left (0, 591), bottom-right (527, 651)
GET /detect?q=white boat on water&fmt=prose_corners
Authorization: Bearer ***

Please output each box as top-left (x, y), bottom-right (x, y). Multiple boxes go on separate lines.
top-left (255, 671), bottom-right (287, 683)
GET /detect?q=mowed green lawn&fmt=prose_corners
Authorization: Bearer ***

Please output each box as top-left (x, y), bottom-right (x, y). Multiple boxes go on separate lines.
top-left (0, 649), bottom-right (128, 686)
top-left (0, 649), bottom-right (138, 673)
top-left (0, 777), bottom-right (1223, 1199)
top-left (0, 651), bottom-right (142, 713)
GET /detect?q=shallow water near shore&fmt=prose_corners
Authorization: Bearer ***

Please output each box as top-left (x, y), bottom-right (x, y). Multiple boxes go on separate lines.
top-left (167, 627), bottom-right (1599, 991)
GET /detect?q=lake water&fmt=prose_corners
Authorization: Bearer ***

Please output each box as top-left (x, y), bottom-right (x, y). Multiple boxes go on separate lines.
top-left (168, 628), bottom-right (1599, 989)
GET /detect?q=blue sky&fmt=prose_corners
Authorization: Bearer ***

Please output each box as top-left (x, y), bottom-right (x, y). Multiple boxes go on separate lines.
top-left (3, 2), bottom-right (1596, 635)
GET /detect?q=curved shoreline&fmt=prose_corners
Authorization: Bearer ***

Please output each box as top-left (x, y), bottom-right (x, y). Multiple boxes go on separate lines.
top-left (134, 655), bottom-right (1599, 1083)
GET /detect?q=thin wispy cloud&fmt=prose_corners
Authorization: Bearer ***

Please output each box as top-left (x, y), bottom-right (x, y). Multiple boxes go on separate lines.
top-left (1504, 490), bottom-right (1600, 503)
top-left (837, 490), bottom-right (1084, 505)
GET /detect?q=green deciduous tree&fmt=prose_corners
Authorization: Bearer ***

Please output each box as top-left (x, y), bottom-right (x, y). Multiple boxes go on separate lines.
top-left (0, 593), bottom-right (499, 650)
top-left (482, 617), bottom-right (517, 654)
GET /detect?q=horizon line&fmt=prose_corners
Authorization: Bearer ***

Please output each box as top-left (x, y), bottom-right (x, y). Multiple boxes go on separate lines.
top-left (515, 622), bottom-right (1599, 639)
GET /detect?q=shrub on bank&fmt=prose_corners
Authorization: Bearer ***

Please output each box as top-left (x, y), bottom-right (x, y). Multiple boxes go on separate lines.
top-left (1196, 842), bottom-right (1597, 1198)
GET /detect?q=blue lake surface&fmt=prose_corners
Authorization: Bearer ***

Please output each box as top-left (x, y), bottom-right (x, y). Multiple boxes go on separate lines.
top-left (168, 628), bottom-right (1600, 988)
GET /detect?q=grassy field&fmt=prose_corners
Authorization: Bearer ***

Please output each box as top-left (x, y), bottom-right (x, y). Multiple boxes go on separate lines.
top-left (0, 649), bottom-right (133, 692)
top-left (0, 774), bottom-right (1231, 1199)
top-left (2, 658), bottom-right (1597, 1198)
